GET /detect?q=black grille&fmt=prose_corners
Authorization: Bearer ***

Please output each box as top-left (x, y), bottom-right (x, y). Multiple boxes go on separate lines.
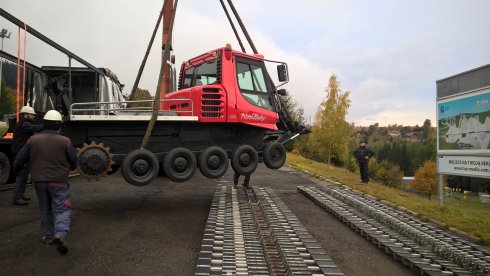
top-left (201, 88), bottom-right (223, 118)
top-left (202, 100), bottom-right (221, 105)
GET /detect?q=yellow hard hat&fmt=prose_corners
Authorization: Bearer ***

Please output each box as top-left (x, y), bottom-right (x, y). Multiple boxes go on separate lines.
top-left (43, 110), bottom-right (63, 122)
top-left (20, 106), bottom-right (36, 114)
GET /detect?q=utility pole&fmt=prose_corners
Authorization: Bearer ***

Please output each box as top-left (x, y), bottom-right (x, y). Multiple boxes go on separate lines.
top-left (0, 28), bottom-right (12, 101)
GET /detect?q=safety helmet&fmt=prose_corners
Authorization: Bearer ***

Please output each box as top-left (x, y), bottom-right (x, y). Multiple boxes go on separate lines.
top-left (43, 110), bottom-right (63, 122)
top-left (20, 106), bottom-right (36, 114)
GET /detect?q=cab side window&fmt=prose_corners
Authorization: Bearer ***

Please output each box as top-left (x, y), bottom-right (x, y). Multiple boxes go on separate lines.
top-left (183, 68), bottom-right (194, 89)
top-left (236, 60), bottom-right (271, 110)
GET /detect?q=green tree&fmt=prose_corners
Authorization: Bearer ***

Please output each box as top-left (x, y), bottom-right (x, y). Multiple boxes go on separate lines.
top-left (279, 93), bottom-right (305, 151)
top-left (422, 119), bottom-right (432, 141)
top-left (306, 75), bottom-right (351, 165)
top-left (279, 94), bottom-right (305, 124)
top-left (0, 83), bottom-right (16, 120)
top-left (127, 88), bottom-right (153, 108)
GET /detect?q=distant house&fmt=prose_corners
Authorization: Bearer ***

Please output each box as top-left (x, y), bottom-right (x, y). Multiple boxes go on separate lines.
top-left (388, 130), bottom-right (401, 138)
top-left (403, 132), bottom-right (421, 142)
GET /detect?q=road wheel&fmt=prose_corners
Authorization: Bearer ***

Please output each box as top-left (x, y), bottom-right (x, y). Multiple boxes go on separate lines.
top-left (198, 146), bottom-right (229, 179)
top-left (164, 147), bottom-right (196, 182)
top-left (121, 149), bottom-right (159, 186)
top-left (263, 142), bottom-right (286, 169)
top-left (0, 152), bottom-right (11, 185)
top-left (231, 145), bottom-right (258, 176)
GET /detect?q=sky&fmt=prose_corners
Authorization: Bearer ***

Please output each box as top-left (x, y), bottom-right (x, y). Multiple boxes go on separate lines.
top-left (1, 0), bottom-right (489, 127)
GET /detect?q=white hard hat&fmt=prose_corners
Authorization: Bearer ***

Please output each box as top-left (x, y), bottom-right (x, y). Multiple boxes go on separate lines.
top-left (43, 110), bottom-right (63, 122)
top-left (20, 106), bottom-right (36, 114)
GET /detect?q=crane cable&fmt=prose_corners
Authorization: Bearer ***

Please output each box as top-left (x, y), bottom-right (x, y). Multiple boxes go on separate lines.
top-left (219, 0), bottom-right (245, 53)
top-left (226, 0), bottom-right (258, 54)
top-left (128, 2), bottom-right (166, 101)
top-left (141, 0), bottom-right (178, 149)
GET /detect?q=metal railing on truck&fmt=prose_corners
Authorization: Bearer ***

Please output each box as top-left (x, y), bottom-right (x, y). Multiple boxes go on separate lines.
top-left (69, 98), bottom-right (196, 119)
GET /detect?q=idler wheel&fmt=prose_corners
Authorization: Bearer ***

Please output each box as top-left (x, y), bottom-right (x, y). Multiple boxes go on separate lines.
top-left (263, 142), bottom-right (286, 169)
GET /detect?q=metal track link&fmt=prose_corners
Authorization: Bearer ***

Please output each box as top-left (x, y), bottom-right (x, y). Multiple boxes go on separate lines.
top-left (299, 185), bottom-right (490, 276)
top-left (195, 184), bottom-right (344, 275)
top-left (253, 187), bottom-right (344, 276)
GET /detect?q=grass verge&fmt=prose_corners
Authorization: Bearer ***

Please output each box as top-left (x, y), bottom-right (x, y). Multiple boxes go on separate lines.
top-left (286, 152), bottom-right (490, 245)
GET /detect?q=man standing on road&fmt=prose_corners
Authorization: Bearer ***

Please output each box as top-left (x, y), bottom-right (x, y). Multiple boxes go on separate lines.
top-left (12, 106), bottom-right (43, 205)
top-left (14, 110), bottom-right (78, 255)
top-left (353, 140), bottom-right (375, 183)
top-left (233, 170), bottom-right (251, 189)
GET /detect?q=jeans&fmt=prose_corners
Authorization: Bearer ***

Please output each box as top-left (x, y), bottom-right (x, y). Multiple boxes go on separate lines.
top-left (359, 162), bottom-right (369, 182)
top-left (35, 182), bottom-right (71, 239)
top-left (233, 171), bottom-right (250, 185)
top-left (13, 164), bottom-right (29, 200)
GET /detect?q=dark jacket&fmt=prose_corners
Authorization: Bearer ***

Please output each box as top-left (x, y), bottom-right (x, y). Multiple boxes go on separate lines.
top-left (11, 118), bottom-right (44, 155)
top-left (353, 146), bottom-right (375, 163)
top-left (14, 130), bottom-right (78, 183)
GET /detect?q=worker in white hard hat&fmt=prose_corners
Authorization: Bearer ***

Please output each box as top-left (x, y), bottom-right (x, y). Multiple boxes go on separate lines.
top-left (15, 110), bottom-right (78, 254)
top-left (11, 106), bottom-right (44, 205)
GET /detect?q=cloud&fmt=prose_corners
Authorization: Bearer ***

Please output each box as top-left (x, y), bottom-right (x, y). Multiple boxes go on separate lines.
top-left (1, 0), bottom-right (489, 129)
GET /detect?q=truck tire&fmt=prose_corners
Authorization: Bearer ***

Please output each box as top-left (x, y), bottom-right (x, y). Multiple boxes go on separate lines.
top-left (164, 148), bottom-right (197, 182)
top-left (231, 145), bottom-right (258, 176)
top-left (263, 142), bottom-right (286, 169)
top-left (121, 149), bottom-right (159, 186)
top-left (0, 152), bottom-right (10, 185)
top-left (198, 146), bottom-right (229, 179)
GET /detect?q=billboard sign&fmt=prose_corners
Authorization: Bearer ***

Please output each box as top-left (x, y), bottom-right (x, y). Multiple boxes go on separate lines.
top-left (438, 155), bottom-right (490, 178)
top-left (437, 88), bottom-right (490, 154)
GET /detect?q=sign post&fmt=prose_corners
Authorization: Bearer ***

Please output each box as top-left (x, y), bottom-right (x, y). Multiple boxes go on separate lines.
top-left (436, 64), bottom-right (490, 206)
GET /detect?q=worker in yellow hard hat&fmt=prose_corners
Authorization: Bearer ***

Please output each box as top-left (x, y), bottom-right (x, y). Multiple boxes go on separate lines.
top-left (12, 106), bottom-right (43, 205)
top-left (15, 110), bottom-right (78, 254)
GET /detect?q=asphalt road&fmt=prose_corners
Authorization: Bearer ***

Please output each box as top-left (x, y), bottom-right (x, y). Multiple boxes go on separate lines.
top-left (0, 164), bottom-right (413, 276)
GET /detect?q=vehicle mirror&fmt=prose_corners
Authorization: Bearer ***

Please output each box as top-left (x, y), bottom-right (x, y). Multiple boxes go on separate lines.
top-left (277, 64), bottom-right (288, 82)
top-left (277, 89), bottom-right (288, 96)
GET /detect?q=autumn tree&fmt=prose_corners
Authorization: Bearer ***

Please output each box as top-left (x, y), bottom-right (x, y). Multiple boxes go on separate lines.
top-left (411, 160), bottom-right (438, 199)
top-left (306, 75), bottom-right (351, 165)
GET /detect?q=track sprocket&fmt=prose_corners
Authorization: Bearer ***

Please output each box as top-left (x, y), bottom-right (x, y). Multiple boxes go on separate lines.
top-left (77, 141), bottom-right (114, 180)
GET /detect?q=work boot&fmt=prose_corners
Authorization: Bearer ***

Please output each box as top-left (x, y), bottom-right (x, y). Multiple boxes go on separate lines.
top-left (243, 182), bottom-right (251, 189)
top-left (53, 234), bottom-right (68, 255)
top-left (40, 237), bottom-right (54, 245)
top-left (233, 182), bottom-right (238, 189)
top-left (12, 199), bottom-right (28, 206)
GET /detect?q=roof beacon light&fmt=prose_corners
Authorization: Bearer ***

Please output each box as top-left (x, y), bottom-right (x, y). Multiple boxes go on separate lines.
top-left (225, 43), bottom-right (232, 60)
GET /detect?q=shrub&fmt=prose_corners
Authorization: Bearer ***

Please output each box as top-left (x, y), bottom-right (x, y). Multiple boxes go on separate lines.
top-left (386, 165), bottom-right (403, 188)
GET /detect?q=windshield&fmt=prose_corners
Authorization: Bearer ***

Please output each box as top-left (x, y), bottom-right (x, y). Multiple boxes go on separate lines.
top-left (182, 60), bottom-right (218, 88)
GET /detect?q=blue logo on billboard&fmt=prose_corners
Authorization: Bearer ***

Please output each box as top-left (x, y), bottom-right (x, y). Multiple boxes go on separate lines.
top-left (440, 106), bottom-right (449, 113)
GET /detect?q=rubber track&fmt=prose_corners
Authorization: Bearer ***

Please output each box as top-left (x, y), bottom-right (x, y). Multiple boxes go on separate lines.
top-left (299, 185), bottom-right (490, 276)
top-left (195, 184), bottom-right (344, 275)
